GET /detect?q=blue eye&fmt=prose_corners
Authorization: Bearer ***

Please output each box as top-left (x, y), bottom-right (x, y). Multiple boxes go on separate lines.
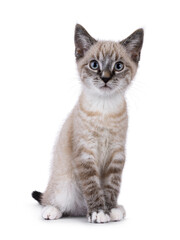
top-left (114, 61), bottom-right (124, 71)
top-left (90, 60), bottom-right (99, 70)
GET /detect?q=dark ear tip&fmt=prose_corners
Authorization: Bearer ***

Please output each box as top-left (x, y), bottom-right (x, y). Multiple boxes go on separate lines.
top-left (137, 28), bottom-right (144, 32)
top-left (135, 28), bottom-right (144, 37)
top-left (75, 23), bottom-right (81, 28)
top-left (75, 23), bottom-right (84, 31)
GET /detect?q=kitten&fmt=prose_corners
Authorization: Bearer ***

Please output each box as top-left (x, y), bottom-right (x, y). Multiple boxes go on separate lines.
top-left (32, 24), bottom-right (144, 223)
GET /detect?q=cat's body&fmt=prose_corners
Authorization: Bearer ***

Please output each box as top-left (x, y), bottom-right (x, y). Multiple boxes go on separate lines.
top-left (32, 24), bottom-right (143, 223)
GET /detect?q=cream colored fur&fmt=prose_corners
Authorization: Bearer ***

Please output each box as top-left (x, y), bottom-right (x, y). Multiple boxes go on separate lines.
top-left (33, 24), bottom-right (143, 223)
top-left (41, 90), bottom-right (127, 217)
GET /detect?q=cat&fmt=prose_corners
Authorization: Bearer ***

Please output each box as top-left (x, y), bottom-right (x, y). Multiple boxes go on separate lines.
top-left (32, 24), bottom-right (144, 223)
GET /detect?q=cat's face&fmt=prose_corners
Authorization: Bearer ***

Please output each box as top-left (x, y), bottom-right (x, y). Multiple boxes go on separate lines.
top-left (75, 24), bottom-right (143, 97)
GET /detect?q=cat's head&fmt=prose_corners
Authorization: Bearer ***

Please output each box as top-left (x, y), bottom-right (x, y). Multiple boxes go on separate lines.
top-left (74, 24), bottom-right (144, 97)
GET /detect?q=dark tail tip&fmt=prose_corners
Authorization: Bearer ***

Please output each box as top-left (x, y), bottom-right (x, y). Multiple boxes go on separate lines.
top-left (32, 191), bottom-right (42, 204)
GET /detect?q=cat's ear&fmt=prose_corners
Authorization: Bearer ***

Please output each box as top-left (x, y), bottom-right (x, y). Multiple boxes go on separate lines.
top-left (120, 29), bottom-right (144, 63)
top-left (74, 24), bottom-right (97, 60)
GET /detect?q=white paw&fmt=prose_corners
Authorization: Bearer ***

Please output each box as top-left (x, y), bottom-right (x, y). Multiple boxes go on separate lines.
top-left (88, 210), bottom-right (110, 223)
top-left (110, 205), bottom-right (126, 222)
top-left (42, 205), bottom-right (62, 220)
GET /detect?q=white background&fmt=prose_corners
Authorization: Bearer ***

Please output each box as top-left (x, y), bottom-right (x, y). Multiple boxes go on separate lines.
top-left (0, 0), bottom-right (180, 239)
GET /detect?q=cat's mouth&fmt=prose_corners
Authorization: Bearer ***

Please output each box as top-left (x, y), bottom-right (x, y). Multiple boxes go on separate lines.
top-left (100, 84), bottom-right (112, 90)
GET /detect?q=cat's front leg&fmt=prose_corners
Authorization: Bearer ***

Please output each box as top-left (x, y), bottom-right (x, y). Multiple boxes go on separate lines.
top-left (103, 148), bottom-right (126, 221)
top-left (74, 150), bottom-right (110, 223)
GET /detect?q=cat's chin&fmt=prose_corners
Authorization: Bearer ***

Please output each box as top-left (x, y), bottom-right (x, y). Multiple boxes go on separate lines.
top-left (98, 85), bottom-right (121, 95)
top-left (96, 87), bottom-right (120, 98)
top-left (83, 85), bottom-right (123, 98)
top-left (100, 85), bottom-right (112, 90)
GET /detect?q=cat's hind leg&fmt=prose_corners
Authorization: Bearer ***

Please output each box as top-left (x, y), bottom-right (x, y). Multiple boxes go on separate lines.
top-left (32, 190), bottom-right (63, 220)
top-left (42, 205), bottom-right (63, 220)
